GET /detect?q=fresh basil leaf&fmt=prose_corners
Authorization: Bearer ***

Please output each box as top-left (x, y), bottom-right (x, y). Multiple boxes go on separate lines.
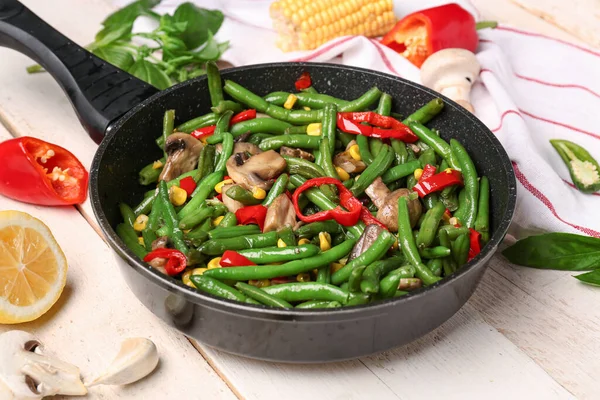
top-left (102, 0), bottom-right (161, 27)
top-left (502, 232), bottom-right (600, 271)
top-left (160, 35), bottom-right (189, 61)
top-left (188, 68), bottom-right (207, 79)
top-left (92, 44), bottom-right (135, 70)
top-left (574, 270), bottom-right (600, 286)
top-left (193, 31), bottom-right (220, 61)
top-left (159, 14), bottom-right (188, 35)
top-left (128, 59), bottom-right (172, 90)
top-left (172, 2), bottom-right (224, 49)
top-left (94, 23), bottom-right (134, 48)
top-left (218, 41), bottom-right (230, 54)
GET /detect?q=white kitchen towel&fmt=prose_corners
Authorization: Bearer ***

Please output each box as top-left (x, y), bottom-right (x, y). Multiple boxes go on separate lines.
top-left (120, 0), bottom-right (600, 239)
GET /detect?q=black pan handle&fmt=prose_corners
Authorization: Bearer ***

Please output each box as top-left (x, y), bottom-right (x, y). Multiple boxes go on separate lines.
top-left (0, 0), bottom-right (159, 143)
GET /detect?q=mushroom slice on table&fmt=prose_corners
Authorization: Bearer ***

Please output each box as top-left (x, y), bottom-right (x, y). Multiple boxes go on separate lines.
top-left (279, 146), bottom-right (315, 162)
top-left (365, 178), bottom-right (422, 231)
top-left (263, 193), bottom-right (297, 232)
top-left (226, 150), bottom-right (287, 190)
top-left (159, 133), bottom-right (204, 181)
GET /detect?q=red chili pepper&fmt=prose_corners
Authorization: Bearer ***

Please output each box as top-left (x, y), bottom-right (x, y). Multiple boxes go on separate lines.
top-left (467, 228), bottom-right (482, 261)
top-left (0, 137), bottom-right (88, 206)
top-left (295, 72), bottom-right (312, 91)
top-left (220, 250), bottom-right (256, 267)
top-left (380, 3), bottom-right (481, 68)
top-left (191, 110), bottom-right (257, 140)
top-left (235, 205), bottom-right (268, 231)
top-left (419, 164), bottom-right (437, 182)
top-left (336, 113), bottom-right (418, 143)
top-left (413, 169), bottom-right (464, 198)
top-left (359, 207), bottom-right (387, 229)
top-left (292, 177), bottom-right (362, 226)
top-left (179, 176), bottom-right (197, 196)
top-left (143, 248), bottom-right (187, 276)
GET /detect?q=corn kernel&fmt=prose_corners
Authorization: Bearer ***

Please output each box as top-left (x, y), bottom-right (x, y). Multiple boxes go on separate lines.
top-left (284, 93), bottom-right (298, 109)
top-left (307, 123), bottom-right (322, 136)
top-left (252, 187), bottom-right (266, 200)
top-left (212, 215), bottom-right (225, 227)
top-left (445, 168), bottom-right (453, 174)
top-left (169, 186), bottom-right (187, 206)
top-left (277, 239), bottom-right (287, 248)
top-left (182, 269), bottom-right (196, 288)
top-left (208, 257), bottom-right (222, 269)
top-left (138, 236), bottom-right (145, 246)
top-left (215, 179), bottom-right (234, 194)
top-left (296, 273), bottom-right (311, 282)
top-left (152, 160), bottom-right (163, 169)
top-left (249, 279), bottom-right (271, 288)
top-left (191, 267), bottom-right (208, 276)
top-left (449, 217), bottom-right (460, 226)
top-left (319, 232), bottom-right (331, 251)
top-left (298, 238), bottom-right (311, 245)
top-left (303, 106), bottom-right (311, 111)
top-left (335, 166), bottom-right (350, 181)
top-left (348, 145), bottom-right (361, 160)
top-left (414, 168), bottom-right (424, 180)
top-left (330, 262), bottom-right (345, 273)
top-left (133, 214), bottom-right (149, 231)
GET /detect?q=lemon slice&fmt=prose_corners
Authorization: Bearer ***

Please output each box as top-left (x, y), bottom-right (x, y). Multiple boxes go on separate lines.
top-left (0, 210), bottom-right (67, 324)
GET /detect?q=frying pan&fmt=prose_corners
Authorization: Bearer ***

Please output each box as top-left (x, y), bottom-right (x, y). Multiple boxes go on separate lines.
top-left (0, 0), bottom-right (516, 362)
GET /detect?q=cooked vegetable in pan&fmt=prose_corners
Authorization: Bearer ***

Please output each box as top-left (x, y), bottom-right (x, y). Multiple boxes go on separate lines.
top-left (116, 65), bottom-right (489, 309)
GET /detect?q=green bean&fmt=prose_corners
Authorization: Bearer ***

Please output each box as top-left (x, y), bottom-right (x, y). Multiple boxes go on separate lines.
top-left (338, 87), bottom-right (382, 112)
top-left (355, 134), bottom-right (373, 165)
top-left (178, 171), bottom-right (224, 219)
top-left (302, 86), bottom-right (318, 94)
top-left (408, 122), bottom-right (460, 170)
top-left (453, 188), bottom-right (468, 223)
top-left (264, 91), bottom-right (350, 109)
top-left (135, 169), bottom-right (199, 214)
top-left (162, 109), bottom-right (175, 157)
top-left (350, 144), bottom-right (394, 197)
top-left (179, 205), bottom-right (223, 230)
top-left (440, 189), bottom-right (459, 212)
top-left (195, 145), bottom-right (215, 181)
top-left (283, 155), bottom-right (326, 179)
top-left (416, 202), bottom-right (445, 249)
top-left (146, 196), bottom-right (163, 232)
top-left (235, 282), bottom-right (293, 308)
top-left (346, 292), bottom-right (370, 305)
top-left (185, 225), bottom-right (209, 245)
top-left (206, 110), bottom-right (233, 144)
top-left (437, 225), bottom-right (470, 240)
top-left (206, 61), bottom-right (224, 108)
top-left (438, 229), bottom-right (455, 276)
top-left (381, 160), bottom-right (421, 184)
top-left (397, 196), bottom-right (441, 286)
top-left (217, 212), bottom-right (237, 228)
top-left (116, 223), bottom-right (147, 259)
top-left (141, 229), bottom-right (156, 252)
top-left (139, 158), bottom-right (164, 185)
top-left (119, 203), bottom-right (136, 227)
top-left (378, 265), bottom-right (416, 297)
top-left (360, 256), bottom-right (405, 294)
top-left (450, 139), bottom-right (479, 228)
top-left (211, 100), bottom-right (243, 115)
top-left (475, 176), bottom-right (490, 244)
top-left (230, 118), bottom-right (292, 137)
top-left (191, 275), bottom-right (248, 302)
top-left (316, 264), bottom-right (331, 284)
top-left (248, 133), bottom-right (273, 145)
top-left (199, 231), bottom-right (279, 255)
top-left (158, 181), bottom-right (189, 254)
top-left (319, 138), bottom-right (340, 179)
top-left (322, 103), bottom-right (337, 155)
top-left (285, 125), bottom-right (308, 134)
top-left (203, 239), bottom-right (355, 281)
top-left (338, 131), bottom-right (354, 148)
top-left (238, 244), bottom-right (320, 264)
top-left (420, 246), bottom-right (451, 259)
top-left (262, 174), bottom-right (289, 206)
top-left (259, 135), bottom-right (321, 151)
top-left (295, 300), bottom-right (341, 309)
top-left (390, 140), bottom-right (408, 165)
top-left (404, 98), bottom-right (445, 125)
top-left (376, 93), bottom-right (392, 116)
top-left (394, 290), bottom-right (409, 297)
top-left (262, 282), bottom-right (349, 304)
top-left (277, 226), bottom-right (296, 246)
top-left (296, 220), bottom-right (343, 237)
top-left (175, 112), bottom-right (218, 134)
top-left (427, 258), bottom-right (443, 276)
top-left (348, 265), bottom-right (367, 292)
top-left (225, 185), bottom-right (262, 205)
top-left (209, 225), bottom-right (261, 239)
top-left (331, 230), bottom-right (395, 285)
top-left (452, 233), bottom-right (470, 267)
top-left (418, 148), bottom-right (437, 168)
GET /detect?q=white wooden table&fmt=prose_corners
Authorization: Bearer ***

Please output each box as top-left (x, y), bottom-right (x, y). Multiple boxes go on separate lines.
top-left (0, 1), bottom-right (598, 399)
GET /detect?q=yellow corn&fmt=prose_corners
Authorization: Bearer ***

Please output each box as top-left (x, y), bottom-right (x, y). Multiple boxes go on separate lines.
top-left (277, 239), bottom-right (287, 248)
top-left (445, 168), bottom-right (453, 174)
top-left (330, 262), bottom-right (345, 273)
top-left (169, 186), bottom-right (187, 206)
top-left (137, 236), bottom-right (145, 246)
top-left (208, 257), bottom-right (222, 269)
top-left (152, 160), bottom-right (163, 169)
top-left (215, 179), bottom-right (234, 194)
top-left (284, 93), bottom-right (298, 109)
top-left (319, 232), bottom-right (331, 251)
top-left (252, 187), bottom-right (266, 200)
top-left (296, 273), bottom-right (311, 282)
top-left (133, 214), bottom-right (149, 231)
top-left (191, 267), bottom-right (208, 277)
top-left (414, 168), bottom-right (424, 180)
top-left (249, 279), bottom-right (271, 288)
top-left (298, 238), bottom-right (311, 245)
top-left (270, 0), bottom-right (396, 52)
top-left (303, 106), bottom-right (311, 111)
top-left (348, 145), bottom-right (361, 161)
top-left (212, 215), bottom-right (225, 227)
top-left (335, 166), bottom-right (350, 181)
top-left (306, 123), bottom-right (322, 136)
top-left (182, 270), bottom-right (196, 288)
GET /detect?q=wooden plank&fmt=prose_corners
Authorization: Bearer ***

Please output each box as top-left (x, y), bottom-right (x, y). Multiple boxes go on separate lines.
top-left (0, 123), bottom-right (236, 399)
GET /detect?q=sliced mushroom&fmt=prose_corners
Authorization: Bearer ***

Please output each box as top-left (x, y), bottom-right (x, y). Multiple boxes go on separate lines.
top-left (365, 178), bottom-right (422, 231)
top-left (347, 224), bottom-right (385, 262)
top-left (159, 133), bottom-right (204, 181)
top-left (263, 193), bottom-right (297, 233)
top-left (221, 184), bottom-right (244, 213)
top-left (0, 330), bottom-right (87, 399)
top-left (216, 142), bottom-right (262, 156)
top-left (399, 278), bottom-right (422, 291)
top-left (279, 146), bottom-right (315, 162)
top-left (334, 141), bottom-right (366, 174)
top-left (226, 150), bottom-right (287, 190)
top-left (365, 177), bottom-right (390, 209)
top-left (151, 236), bottom-right (169, 251)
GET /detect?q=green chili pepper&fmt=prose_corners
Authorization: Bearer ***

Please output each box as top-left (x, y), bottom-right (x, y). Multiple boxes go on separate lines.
top-left (206, 61), bottom-right (224, 108)
top-left (199, 231), bottom-right (279, 255)
top-left (116, 223), bottom-right (147, 259)
top-left (235, 282), bottom-right (293, 308)
top-left (259, 135), bottom-right (321, 151)
top-left (262, 174), bottom-right (289, 206)
top-left (450, 139), bottom-right (479, 228)
top-left (475, 176), bottom-right (490, 244)
top-left (295, 300), bottom-right (341, 309)
top-left (225, 185), bottom-right (262, 205)
top-left (550, 139), bottom-right (600, 193)
top-left (230, 118), bottom-right (292, 137)
top-left (262, 282), bottom-right (349, 304)
top-left (191, 275), bottom-right (249, 302)
top-left (209, 225), bottom-right (261, 239)
top-left (158, 180), bottom-right (189, 254)
top-left (360, 256), bottom-right (405, 294)
top-left (283, 155), bottom-right (326, 179)
top-left (416, 202), bottom-right (445, 249)
top-left (295, 220), bottom-right (343, 237)
top-left (350, 144), bottom-right (394, 197)
top-left (381, 160), bottom-right (422, 184)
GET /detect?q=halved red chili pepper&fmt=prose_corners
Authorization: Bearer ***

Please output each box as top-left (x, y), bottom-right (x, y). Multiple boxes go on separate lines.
top-left (0, 136), bottom-right (88, 206)
top-left (179, 176), bottom-right (197, 196)
top-left (292, 177), bottom-right (362, 226)
top-left (413, 169), bottom-right (464, 198)
top-left (220, 250), bottom-right (256, 267)
top-left (336, 114), bottom-right (418, 143)
top-left (295, 72), bottom-right (312, 91)
top-left (467, 228), bottom-right (482, 261)
top-left (143, 248), bottom-right (187, 276)
top-left (236, 205), bottom-right (268, 231)
top-left (191, 109), bottom-right (257, 140)
top-left (359, 207), bottom-right (387, 230)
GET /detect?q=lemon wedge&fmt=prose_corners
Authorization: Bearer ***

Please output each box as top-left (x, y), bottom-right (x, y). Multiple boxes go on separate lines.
top-left (0, 210), bottom-right (67, 324)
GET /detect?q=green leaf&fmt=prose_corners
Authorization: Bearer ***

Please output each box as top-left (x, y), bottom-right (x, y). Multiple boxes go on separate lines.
top-left (193, 31), bottom-right (220, 61)
top-left (102, 0), bottom-right (161, 27)
top-left (574, 270), bottom-right (600, 286)
top-left (94, 23), bottom-right (134, 48)
top-left (128, 59), bottom-right (172, 90)
top-left (159, 14), bottom-right (188, 35)
top-left (92, 44), bottom-right (135, 70)
top-left (502, 232), bottom-right (600, 271)
top-left (188, 68), bottom-right (207, 79)
top-left (172, 2), bottom-right (224, 49)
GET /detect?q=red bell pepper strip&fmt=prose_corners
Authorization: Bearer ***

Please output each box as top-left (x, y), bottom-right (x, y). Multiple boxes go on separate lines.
top-left (359, 207), bottom-right (387, 230)
top-left (295, 72), bottom-right (312, 91)
top-left (336, 114), bottom-right (418, 143)
top-left (467, 228), bottom-right (482, 261)
top-left (235, 205), bottom-right (268, 231)
top-left (220, 250), bottom-right (256, 267)
top-left (179, 176), bottom-right (197, 196)
top-left (292, 177), bottom-right (362, 226)
top-left (143, 248), bottom-right (187, 276)
top-left (419, 164), bottom-right (437, 182)
top-left (380, 3), bottom-right (482, 68)
top-left (191, 109), bottom-right (257, 139)
top-left (413, 169), bottom-right (464, 198)
top-left (0, 136), bottom-right (88, 206)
